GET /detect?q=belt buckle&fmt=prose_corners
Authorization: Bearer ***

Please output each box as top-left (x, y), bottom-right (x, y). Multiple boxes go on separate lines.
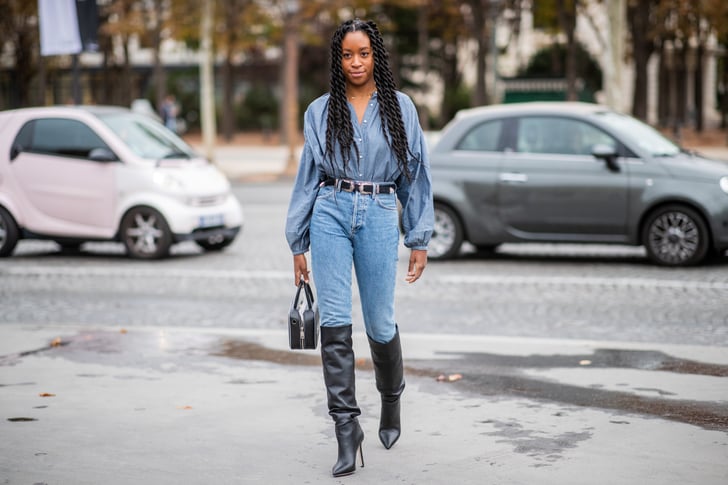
top-left (359, 183), bottom-right (374, 194)
top-left (338, 179), bottom-right (354, 192)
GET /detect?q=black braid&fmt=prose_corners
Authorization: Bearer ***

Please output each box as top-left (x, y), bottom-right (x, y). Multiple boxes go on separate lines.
top-left (325, 19), bottom-right (413, 180)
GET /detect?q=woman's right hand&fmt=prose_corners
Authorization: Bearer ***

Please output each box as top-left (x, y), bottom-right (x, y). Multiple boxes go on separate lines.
top-left (293, 253), bottom-right (309, 285)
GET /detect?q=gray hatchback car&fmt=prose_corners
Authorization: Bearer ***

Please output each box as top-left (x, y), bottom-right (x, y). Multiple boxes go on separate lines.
top-left (429, 102), bottom-right (728, 266)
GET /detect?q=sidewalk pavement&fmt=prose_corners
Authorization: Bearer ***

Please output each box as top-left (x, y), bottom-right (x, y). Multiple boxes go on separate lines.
top-left (191, 143), bottom-right (728, 183)
top-left (1, 324), bottom-right (726, 484)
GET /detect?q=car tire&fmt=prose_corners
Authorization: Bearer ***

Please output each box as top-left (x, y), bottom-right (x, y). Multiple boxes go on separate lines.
top-left (120, 206), bottom-right (172, 259)
top-left (196, 236), bottom-right (234, 252)
top-left (0, 206), bottom-right (20, 257)
top-left (642, 204), bottom-right (710, 267)
top-left (429, 203), bottom-right (463, 260)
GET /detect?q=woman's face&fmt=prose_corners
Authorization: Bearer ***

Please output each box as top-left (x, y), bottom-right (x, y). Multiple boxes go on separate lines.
top-left (340, 30), bottom-right (375, 89)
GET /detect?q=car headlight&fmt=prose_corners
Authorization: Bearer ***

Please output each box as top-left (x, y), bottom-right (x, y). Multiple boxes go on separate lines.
top-left (153, 172), bottom-right (185, 191)
top-left (721, 176), bottom-right (728, 195)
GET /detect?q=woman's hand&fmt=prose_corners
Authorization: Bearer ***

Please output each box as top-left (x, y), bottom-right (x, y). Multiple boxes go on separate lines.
top-left (406, 249), bottom-right (427, 283)
top-left (293, 253), bottom-right (309, 285)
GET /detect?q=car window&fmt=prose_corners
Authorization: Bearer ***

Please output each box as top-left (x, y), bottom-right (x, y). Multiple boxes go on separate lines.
top-left (99, 112), bottom-right (194, 160)
top-left (455, 120), bottom-right (504, 151)
top-left (596, 111), bottom-right (679, 156)
top-left (517, 117), bottom-right (616, 155)
top-left (17, 118), bottom-right (111, 159)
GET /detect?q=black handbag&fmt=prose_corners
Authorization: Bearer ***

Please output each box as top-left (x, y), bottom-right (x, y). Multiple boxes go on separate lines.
top-left (288, 279), bottom-right (319, 350)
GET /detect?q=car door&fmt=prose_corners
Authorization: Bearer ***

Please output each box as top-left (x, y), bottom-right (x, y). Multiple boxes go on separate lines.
top-left (497, 115), bottom-right (630, 240)
top-left (9, 117), bottom-right (118, 237)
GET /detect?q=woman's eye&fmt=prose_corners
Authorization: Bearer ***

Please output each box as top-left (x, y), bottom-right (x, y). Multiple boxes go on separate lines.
top-left (361, 51), bottom-right (369, 57)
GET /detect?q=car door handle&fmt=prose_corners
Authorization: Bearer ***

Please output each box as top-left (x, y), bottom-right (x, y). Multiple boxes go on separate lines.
top-left (499, 172), bottom-right (528, 183)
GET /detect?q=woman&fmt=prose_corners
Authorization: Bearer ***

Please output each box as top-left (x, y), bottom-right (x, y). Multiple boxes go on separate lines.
top-left (285, 19), bottom-right (433, 477)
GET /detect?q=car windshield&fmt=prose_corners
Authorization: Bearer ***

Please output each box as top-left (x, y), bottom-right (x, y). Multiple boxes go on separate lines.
top-left (596, 111), bottom-right (680, 157)
top-left (97, 112), bottom-right (196, 160)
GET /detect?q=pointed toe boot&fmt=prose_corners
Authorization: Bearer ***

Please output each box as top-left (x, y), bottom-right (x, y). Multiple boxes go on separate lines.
top-left (368, 328), bottom-right (405, 450)
top-left (321, 325), bottom-right (365, 476)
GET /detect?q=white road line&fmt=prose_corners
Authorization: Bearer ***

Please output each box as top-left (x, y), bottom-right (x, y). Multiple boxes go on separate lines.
top-left (1, 266), bottom-right (290, 280)
top-left (3, 265), bottom-right (728, 290)
top-left (439, 274), bottom-right (728, 290)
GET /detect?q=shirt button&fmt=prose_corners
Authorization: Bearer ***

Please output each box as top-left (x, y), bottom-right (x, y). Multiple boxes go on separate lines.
top-left (363, 120), bottom-right (367, 123)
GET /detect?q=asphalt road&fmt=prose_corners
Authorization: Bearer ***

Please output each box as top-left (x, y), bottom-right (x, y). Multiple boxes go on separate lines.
top-left (1, 180), bottom-right (727, 347)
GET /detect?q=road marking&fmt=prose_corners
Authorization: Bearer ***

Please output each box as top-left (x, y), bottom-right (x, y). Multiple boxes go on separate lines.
top-left (1, 266), bottom-right (290, 280)
top-left (3, 265), bottom-right (728, 290)
top-left (439, 274), bottom-right (728, 290)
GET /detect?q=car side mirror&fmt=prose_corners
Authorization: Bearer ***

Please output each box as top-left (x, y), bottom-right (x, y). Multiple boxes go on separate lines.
top-left (10, 144), bottom-right (22, 161)
top-left (591, 144), bottom-right (620, 172)
top-left (88, 147), bottom-right (118, 162)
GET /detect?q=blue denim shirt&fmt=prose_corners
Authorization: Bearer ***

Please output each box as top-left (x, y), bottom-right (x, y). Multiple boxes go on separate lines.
top-left (285, 91), bottom-right (434, 255)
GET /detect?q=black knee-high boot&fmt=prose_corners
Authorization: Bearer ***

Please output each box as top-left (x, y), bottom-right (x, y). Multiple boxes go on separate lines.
top-left (320, 325), bottom-right (364, 477)
top-left (368, 327), bottom-right (405, 449)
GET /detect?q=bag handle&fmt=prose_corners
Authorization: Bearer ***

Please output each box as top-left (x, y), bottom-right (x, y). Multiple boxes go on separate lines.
top-left (295, 278), bottom-right (315, 309)
top-left (302, 280), bottom-right (315, 308)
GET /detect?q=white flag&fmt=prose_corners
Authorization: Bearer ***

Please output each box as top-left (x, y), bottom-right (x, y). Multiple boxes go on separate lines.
top-left (39, 0), bottom-right (82, 56)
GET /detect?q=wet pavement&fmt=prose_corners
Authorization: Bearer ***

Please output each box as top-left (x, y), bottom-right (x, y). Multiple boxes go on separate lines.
top-left (1, 324), bottom-right (727, 484)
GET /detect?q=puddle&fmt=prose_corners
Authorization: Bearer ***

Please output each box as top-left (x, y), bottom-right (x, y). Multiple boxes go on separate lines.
top-left (416, 349), bottom-right (728, 432)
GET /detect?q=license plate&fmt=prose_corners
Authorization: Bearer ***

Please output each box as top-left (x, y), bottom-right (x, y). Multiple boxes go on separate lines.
top-left (199, 214), bottom-right (224, 228)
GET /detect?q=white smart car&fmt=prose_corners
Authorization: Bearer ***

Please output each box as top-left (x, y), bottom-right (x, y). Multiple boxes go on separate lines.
top-left (0, 106), bottom-right (243, 259)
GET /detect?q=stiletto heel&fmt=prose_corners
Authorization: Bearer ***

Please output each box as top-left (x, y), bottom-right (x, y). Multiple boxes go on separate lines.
top-left (359, 443), bottom-right (365, 467)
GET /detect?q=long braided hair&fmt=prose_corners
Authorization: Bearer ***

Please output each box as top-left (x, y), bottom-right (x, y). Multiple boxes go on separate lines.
top-left (325, 19), bottom-right (413, 180)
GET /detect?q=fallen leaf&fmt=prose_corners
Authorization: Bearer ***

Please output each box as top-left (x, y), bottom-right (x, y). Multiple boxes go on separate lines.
top-left (39, 393), bottom-right (55, 397)
top-left (50, 338), bottom-right (63, 347)
top-left (120, 328), bottom-right (128, 334)
top-left (176, 405), bottom-right (193, 410)
top-left (436, 373), bottom-right (463, 382)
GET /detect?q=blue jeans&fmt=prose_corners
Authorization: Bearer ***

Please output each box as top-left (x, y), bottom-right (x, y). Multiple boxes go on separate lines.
top-left (310, 185), bottom-right (400, 344)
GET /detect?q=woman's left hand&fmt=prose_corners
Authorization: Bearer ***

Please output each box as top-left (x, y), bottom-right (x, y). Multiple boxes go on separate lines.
top-left (406, 249), bottom-right (427, 283)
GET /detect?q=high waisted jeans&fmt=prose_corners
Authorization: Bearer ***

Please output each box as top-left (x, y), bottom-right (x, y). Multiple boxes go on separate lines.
top-left (310, 185), bottom-right (399, 344)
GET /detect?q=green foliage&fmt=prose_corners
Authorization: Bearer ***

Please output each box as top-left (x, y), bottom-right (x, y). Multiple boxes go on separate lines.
top-left (237, 83), bottom-right (279, 131)
top-left (519, 43), bottom-right (602, 94)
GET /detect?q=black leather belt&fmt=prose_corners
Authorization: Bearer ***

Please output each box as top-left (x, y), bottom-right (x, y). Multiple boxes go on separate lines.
top-left (321, 178), bottom-right (396, 194)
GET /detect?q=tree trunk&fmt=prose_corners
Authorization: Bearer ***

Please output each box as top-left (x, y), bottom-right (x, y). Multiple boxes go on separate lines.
top-left (439, 46), bottom-right (461, 127)
top-left (694, 43), bottom-right (704, 132)
top-left (558, 0), bottom-right (578, 101)
top-left (470, 0), bottom-right (488, 107)
top-left (628, 0), bottom-right (650, 120)
top-left (282, 11), bottom-right (300, 176)
top-left (417, 3), bottom-right (430, 129)
top-left (221, 0), bottom-right (238, 142)
top-left (657, 43), bottom-right (669, 127)
top-left (152, 0), bottom-right (165, 115)
top-left (122, 38), bottom-right (132, 106)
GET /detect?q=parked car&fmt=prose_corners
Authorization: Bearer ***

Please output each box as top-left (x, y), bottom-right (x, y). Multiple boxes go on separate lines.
top-left (429, 102), bottom-right (728, 266)
top-left (0, 106), bottom-right (243, 259)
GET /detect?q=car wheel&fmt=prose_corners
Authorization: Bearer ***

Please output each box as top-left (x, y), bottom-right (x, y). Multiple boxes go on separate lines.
top-left (0, 206), bottom-right (20, 257)
top-left (642, 205), bottom-right (710, 266)
top-left (429, 203), bottom-right (463, 260)
top-left (120, 206), bottom-right (172, 259)
top-left (196, 236), bottom-right (234, 252)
